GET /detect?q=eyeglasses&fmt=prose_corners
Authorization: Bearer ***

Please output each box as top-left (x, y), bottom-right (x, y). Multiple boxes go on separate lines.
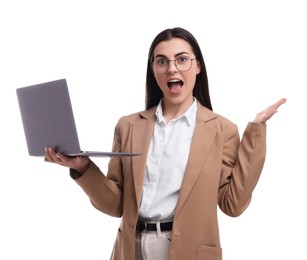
top-left (152, 55), bottom-right (197, 74)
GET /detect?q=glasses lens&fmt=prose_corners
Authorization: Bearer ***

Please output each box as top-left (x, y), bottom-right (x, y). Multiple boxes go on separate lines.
top-left (176, 56), bottom-right (192, 72)
top-left (153, 57), bottom-right (168, 73)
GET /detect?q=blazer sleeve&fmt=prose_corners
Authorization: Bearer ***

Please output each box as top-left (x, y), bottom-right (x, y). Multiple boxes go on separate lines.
top-left (218, 122), bottom-right (266, 217)
top-left (71, 121), bottom-right (124, 218)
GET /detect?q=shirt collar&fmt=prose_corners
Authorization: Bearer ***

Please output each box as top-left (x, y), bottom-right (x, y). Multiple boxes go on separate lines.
top-left (155, 98), bottom-right (197, 126)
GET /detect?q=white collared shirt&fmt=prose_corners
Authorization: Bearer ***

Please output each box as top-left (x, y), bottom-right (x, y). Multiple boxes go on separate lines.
top-left (139, 99), bottom-right (197, 221)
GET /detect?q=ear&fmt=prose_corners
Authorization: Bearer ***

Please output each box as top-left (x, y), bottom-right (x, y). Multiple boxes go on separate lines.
top-left (196, 60), bottom-right (201, 75)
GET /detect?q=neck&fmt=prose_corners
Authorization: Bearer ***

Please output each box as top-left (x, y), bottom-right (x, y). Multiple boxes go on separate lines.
top-left (162, 97), bottom-right (194, 123)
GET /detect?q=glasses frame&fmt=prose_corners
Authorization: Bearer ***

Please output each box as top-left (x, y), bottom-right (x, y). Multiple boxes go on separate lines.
top-left (152, 56), bottom-right (198, 74)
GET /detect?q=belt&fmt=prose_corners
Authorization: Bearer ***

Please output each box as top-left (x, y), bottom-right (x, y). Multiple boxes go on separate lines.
top-left (136, 221), bottom-right (173, 232)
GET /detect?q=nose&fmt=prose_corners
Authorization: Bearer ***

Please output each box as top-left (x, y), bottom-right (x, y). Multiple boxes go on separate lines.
top-left (167, 60), bottom-right (178, 73)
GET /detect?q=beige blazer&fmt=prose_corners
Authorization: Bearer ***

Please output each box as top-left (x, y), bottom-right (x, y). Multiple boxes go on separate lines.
top-left (75, 102), bottom-right (266, 260)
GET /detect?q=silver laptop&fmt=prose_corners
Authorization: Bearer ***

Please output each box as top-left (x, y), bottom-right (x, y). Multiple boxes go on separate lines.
top-left (16, 79), bottom-right (140, 157)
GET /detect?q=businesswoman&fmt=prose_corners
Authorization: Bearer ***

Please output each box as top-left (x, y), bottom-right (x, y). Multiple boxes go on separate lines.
top-left (45, 27), bottom-right (286, 260)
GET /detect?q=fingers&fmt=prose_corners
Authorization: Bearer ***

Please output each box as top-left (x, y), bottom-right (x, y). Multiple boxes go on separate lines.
top-left (44, 147), bottom-right (69, 165)
top-left (44, 147), bottom-right (55, 162)
top-left (266, 98), bottom-right (287, 117)
top-left (253, 97), bottom-right (287, 124)
top-left (44, 147), bottom-right (90, 173)
top-left (271, 98), bottom-right (287, 111)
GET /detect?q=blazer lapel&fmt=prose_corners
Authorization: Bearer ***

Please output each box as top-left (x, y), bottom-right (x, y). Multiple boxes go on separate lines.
top-left (131, 108), bottom-right (156, 208)
top-left (175, 104), bottom-right (217, 215)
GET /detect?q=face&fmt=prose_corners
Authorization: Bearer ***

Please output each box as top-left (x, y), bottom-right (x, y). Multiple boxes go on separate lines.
top-left (152, 37), bottom-right (201, 110)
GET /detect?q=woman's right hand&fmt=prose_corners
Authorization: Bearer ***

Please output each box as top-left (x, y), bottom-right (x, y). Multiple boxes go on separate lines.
top-left (44, 147), bottom-right (90, 174)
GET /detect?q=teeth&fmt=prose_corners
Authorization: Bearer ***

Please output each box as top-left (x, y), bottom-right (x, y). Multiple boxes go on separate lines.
top-left (168, 79), bottom-right (180, 83)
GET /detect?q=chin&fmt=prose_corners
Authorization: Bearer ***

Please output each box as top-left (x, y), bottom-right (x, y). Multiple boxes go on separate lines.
top-left (165, 95), bottom-right (188, 105)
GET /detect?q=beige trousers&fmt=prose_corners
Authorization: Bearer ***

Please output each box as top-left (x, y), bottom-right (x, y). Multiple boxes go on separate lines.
top-left (135, 229), bottom-right (172, 260)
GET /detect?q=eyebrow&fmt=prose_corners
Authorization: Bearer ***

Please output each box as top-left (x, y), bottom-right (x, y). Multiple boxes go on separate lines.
top-left (154, 51), bottom-right (190, 59)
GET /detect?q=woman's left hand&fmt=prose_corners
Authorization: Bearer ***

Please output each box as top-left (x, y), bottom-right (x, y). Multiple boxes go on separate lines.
top-left (253, 98), bottom-right (287, 124)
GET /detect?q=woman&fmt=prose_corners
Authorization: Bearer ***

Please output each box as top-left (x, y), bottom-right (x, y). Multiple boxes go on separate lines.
top-left (45, 27), bottom-right (286, 260)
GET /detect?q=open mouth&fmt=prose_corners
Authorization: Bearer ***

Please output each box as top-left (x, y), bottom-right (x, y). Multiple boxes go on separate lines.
top-left (167, 79), bottom-right (183, 95)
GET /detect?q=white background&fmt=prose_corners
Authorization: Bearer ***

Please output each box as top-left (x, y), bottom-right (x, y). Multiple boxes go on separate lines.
top-left (1, 0), bottom-right (306, 259)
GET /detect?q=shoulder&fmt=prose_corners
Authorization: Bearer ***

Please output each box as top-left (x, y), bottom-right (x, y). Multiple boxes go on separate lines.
top-left (116, 106), bottom-right (157, 125)
top-left (197, 102), bottom-right (238, 137)
top-left (197, 102), bottom-right (236, 127)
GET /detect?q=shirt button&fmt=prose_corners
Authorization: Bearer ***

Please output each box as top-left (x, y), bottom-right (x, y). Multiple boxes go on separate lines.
top-left (174, 228), bottom-right (180, 237)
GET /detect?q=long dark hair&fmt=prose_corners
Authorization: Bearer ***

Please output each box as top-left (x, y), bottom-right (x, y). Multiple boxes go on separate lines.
top-left (145, 27), bottom-right (213, 111)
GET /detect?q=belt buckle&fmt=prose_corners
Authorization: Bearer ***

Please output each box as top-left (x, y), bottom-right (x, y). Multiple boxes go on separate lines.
top-left (137, 222), bottom-right (147, 232)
